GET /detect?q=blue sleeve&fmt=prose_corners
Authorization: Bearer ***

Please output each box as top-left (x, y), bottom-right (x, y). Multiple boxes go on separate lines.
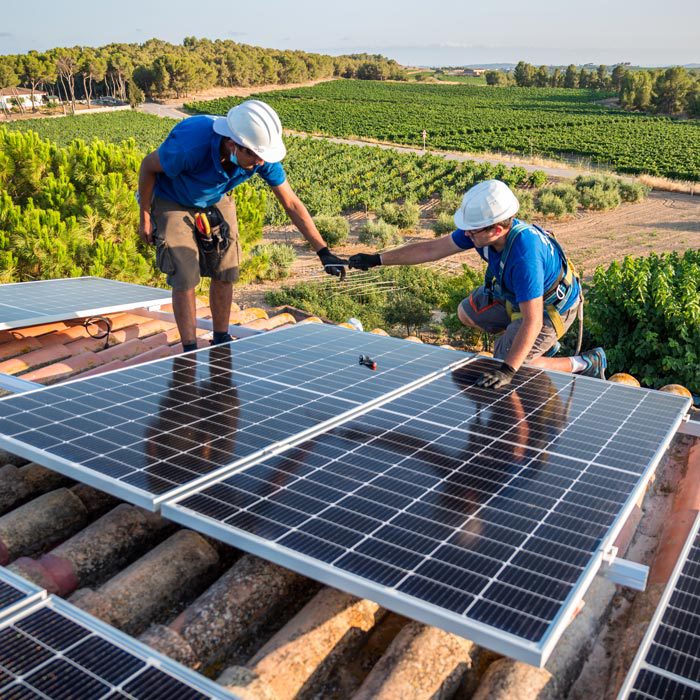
top-left (507, 237), bottom-right (545, 304)
top-left (258, 161), bottom-right (286, 187)
top-left (157, 130), bottom-right (191, 179)
top-left (451, 229), bottom-right (475, 250)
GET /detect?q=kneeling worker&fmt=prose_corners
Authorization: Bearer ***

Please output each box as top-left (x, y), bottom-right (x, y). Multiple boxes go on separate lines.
top-left (138, 100), bottom-right (346, 352)
top-left (348, 179), bottom-right (606, 389)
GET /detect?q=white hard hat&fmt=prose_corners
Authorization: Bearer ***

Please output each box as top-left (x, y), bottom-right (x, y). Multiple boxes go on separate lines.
top-left (213, 100), bottom-right (286, 162)
top-left (453, 179), bottom-right (520, 230)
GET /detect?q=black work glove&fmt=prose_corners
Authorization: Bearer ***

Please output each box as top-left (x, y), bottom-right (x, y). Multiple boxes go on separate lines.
top-left (317, 247), bottom-right (347, 280)
top-left (475, 362), bottom-right (517, 390)
top-left (348, 253), bottom-right (382, 271)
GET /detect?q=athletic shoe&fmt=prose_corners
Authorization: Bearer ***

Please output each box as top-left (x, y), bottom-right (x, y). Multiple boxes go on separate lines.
top-left (579, 347), bottom-right (607, 380)
top-left (543, 341), bottom-right (561, 358)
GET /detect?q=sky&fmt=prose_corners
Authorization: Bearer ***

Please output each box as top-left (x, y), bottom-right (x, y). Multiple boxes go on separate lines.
top-left (1, 0), bottom-right (698, 67)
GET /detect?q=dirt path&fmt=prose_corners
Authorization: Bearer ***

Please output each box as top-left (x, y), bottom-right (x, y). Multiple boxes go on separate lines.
top-left (233, 191), bottom-right (700, 312)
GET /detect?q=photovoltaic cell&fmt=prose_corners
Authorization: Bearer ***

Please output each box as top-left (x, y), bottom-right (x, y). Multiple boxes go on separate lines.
top-left (0, 568), bottom-right (45, 621)
top-left (618, 511), bottom-right (700, 699)
top-left (0, 277), bottom-right (171, 330)
top-left (0, 596), bottom-right (237, 699)
top-left (0, 324), bottom-right (470, 508)
top-left (164, 358), bottom-right (690, 666)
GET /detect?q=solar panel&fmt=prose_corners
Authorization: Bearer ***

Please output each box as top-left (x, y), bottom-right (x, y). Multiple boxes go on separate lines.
top-left (0, 567), bottom-right (45, 621)
top-left (0, 277), bottom-right (171, 330)
top-left (0, 596), bottom-right (237, 699)
top-left (0, 324), bottom-right (470, 509)
top-left (618, 511), bottom-right (700, 699)
top-left (163, 358), bottom-right (691, 667)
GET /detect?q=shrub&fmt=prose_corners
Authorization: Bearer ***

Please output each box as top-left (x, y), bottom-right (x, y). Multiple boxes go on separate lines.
top-left (384, 295), bottom-right (432, 336)
top-left (435, 189), bottom-right (462, 216)
top-left (587, 250), bottom-right (700, 393)
top-left (312, 215), bottom-right (349, 247)
top-left (514, 189), bottom-right (535, 220)
top-left (527, 170), bottom-right (548, 188)
top-left (575, 175), bottom-right (621, 210)
top-left (375, 201), bottom-right (420, 229)
top-left (619, 180), bottom-right (650, 202)
top-left (358, 219), bottom-right (403, 248)
top-left (240, 243), bottom-right (296, 282)
top-left (432, 212), bottom-right (456, 236)
top-left (536, 184), bottom-right (579, 216)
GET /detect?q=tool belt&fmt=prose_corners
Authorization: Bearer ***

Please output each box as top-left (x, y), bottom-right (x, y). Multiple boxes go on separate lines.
top-left (193, 206), bottom-right (231, 277)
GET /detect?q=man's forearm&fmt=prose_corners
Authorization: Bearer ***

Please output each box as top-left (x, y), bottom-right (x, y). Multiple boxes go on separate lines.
top-left (138, 167), bottom-right (156, 217)
top-left (380, 239), bottom-right (452, 265)
top-left (285, 204), bottom-right (325, 252)
top-left (504, 319), bottom-right (543, 371)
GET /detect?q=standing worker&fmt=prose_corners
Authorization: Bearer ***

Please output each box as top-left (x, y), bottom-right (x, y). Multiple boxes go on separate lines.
top-left (138, 100), bottom-right (346, 352)
top-left (348, 179), bottom-right (606, 389)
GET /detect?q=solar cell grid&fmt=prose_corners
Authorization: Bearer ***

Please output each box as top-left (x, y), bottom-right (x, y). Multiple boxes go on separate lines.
top-left (0, 277), bottom-right (171, 330)
top-left (165, 358), bottom-right (690, 666)
top-left (0, 324), bottom-right (471, 509)
top-left (0, 568), bottom-right (45, 622)
top-left (619, 512), bottom-right (700, 699)
top-left (0, 597), bottom-right (236, 699)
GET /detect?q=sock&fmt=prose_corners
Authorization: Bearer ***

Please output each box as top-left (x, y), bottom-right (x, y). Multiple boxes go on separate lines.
top-left (182, 342), bottom-right (198, 352)
top-left (570, 356), bottom-right (587, 373)
top-left (212, 331), bottom-right (232, 344)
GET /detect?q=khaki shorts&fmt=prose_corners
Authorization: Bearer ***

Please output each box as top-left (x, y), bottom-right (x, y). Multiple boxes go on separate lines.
top-left (460, 285), bottom-right (578, 360)
top-left (152, 195), bottom-right (241, 291)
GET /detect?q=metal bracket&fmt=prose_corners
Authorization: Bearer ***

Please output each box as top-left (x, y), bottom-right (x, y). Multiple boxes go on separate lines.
top-left (678, 412), bottom-right (700, 437)
top-left (0, 373), bottom-right (42, 395)
top-left (600, 546), bottom-right (649, 591)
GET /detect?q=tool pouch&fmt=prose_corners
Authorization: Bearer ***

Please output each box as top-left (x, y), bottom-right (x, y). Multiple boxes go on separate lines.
top-left (195, 206), bottom-right (232, 277)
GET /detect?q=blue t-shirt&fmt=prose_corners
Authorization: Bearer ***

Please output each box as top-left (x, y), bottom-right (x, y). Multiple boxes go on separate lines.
top-left (451, 219), bottom-right (580, 312)
top-left (154, 115), bottom-right (286, 208)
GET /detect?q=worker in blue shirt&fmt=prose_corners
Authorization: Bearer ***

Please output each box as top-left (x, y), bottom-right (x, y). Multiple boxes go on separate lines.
top-left (348, 179), bottom-right (606, 389)
top-left (138, 100), bottom-right (346, 352)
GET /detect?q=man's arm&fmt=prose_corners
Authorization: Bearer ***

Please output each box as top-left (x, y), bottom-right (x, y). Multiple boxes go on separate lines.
top-left (137, 150), bottom-right (165, 245)
top-left (271, 181), bottom-right (325, 251)
top-left (502, 296), bottom-right (544, 371)
top-left (380, 234), bottom-right (463, 265)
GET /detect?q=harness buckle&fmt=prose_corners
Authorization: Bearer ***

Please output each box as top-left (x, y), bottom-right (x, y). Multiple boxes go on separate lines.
top-left (555, 284), bottom-right (566, 301)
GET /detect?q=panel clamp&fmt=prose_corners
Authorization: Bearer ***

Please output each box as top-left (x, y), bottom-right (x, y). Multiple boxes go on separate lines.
top-left (678, 411), bottom-right (700, 437)
top-left (600, 545), bottom-right (648, 591)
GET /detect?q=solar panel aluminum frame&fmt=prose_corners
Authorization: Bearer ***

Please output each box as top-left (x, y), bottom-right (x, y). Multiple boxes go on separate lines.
top-left (617, 510), bottom-right (700, 699)
top-left (0, 595), bottom-right (238, 699)
top-left (0, 277), bottom-right (171, 331)
top-left (0, 567), bottom-right (46, 621)
top-left (0, 325), bottom-right (472, 511)
top-left (163, 377), bottom-right (691, 668)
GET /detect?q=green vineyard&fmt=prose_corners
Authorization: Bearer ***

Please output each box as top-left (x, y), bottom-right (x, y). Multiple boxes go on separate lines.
top-left (188, 80), bottom-right (700, 181)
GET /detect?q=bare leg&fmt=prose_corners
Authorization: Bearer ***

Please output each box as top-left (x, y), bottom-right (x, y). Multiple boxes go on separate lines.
top-left (209, 279), bottom-right (233, 334)
top-left (172, 288), bottom-right (197, 348)
top-left (457, 303), bottom-right (481, 329)
top-left (529, 356), bottom-right (575, 372)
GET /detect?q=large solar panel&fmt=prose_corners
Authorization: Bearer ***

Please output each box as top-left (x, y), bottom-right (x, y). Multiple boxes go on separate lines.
top-left (0, 567), bottom-right (45, 621)
top-left (0, 595), bottom-right (237, 699)
top-left (618, 511), bottom-right (700, 699)
top-left (0, 277), bottom-right (171, 330)
top-left (0, 324), bottom-right (470, 509)
top-left (164, 358), bottom-right (691, 666)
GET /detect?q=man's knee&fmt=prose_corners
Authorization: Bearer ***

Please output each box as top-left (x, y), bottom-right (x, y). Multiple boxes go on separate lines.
top-left (457, 301), bottom-right (479, 328)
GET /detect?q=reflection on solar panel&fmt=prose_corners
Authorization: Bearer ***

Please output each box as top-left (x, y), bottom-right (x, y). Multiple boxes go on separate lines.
top-left (0, 324), bottom-right (470, 509)
top-left (164, 359), bottom-right (690, 666)
top-left (0, 277), bottom-right (171, 330)
top-left (618, 511), bottom-right (700, 699)
top-left (0, 596), bottom-right (237, 699)
top-left (0, 567), bottom-right (45, 621)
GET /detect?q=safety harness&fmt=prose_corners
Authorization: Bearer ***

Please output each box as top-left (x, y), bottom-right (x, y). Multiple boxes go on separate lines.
top-left (484, 222), bottom-right (581, 340)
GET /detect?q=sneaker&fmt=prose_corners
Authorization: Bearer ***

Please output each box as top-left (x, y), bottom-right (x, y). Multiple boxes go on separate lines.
top-left (579, 347), bottom-right (607, 379)
top-left (543, 341), bottom-right (561, 358)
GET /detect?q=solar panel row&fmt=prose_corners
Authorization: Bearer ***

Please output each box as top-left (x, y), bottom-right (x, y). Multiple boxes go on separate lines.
top-left (619, 511), bottom-right (700, 699)
top-left (0, 567), bottom-right (45, 622)
top-left (0, 596), bottom-right (237, 699)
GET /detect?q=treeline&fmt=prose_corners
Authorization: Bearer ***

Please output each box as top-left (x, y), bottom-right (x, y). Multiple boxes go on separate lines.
top-left (0, 38), bottom-right (405, 112)
top-left (486, 62), bottom-right (700, 116)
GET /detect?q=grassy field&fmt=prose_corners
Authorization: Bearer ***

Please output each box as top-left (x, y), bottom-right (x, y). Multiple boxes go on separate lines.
top-left (187, 80), bottom-right (700, 181)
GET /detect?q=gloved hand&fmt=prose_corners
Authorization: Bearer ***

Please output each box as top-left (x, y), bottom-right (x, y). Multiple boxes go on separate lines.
top-left (348, 253), bottom-right (382, 271)
top-left (317, 247), bottom-right (347, 280)
top-left (475, 362), bottom-right (517, 389)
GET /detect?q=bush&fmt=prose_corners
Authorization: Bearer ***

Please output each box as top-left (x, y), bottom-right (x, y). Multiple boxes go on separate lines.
top-left (587, 250), bottom-right (700, 393)
top-left (619, 180), bottom-right (650, 202)
top-left (432, 212), bottom-right (456, 236)
top-left (575, 175), bottom-right (621, 210)
top-left (358, 219), bottom-right (403, 248)
top-left (435, 189), bottom-right (462, 216)
top-left (536, 184), bottom-right (579, 216)
top-left (384, 295), bottom-right (432, 336)
top-left (375, 201), bottom-right (420, 229)
top-left (514, 189), bottom-right (535, 220)
top-left (312, 215), bottom-right (349, 247)
top-left (527, 170), bottom-right (548, 188)
top-left (240, 243), bottom-right (296, 282)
